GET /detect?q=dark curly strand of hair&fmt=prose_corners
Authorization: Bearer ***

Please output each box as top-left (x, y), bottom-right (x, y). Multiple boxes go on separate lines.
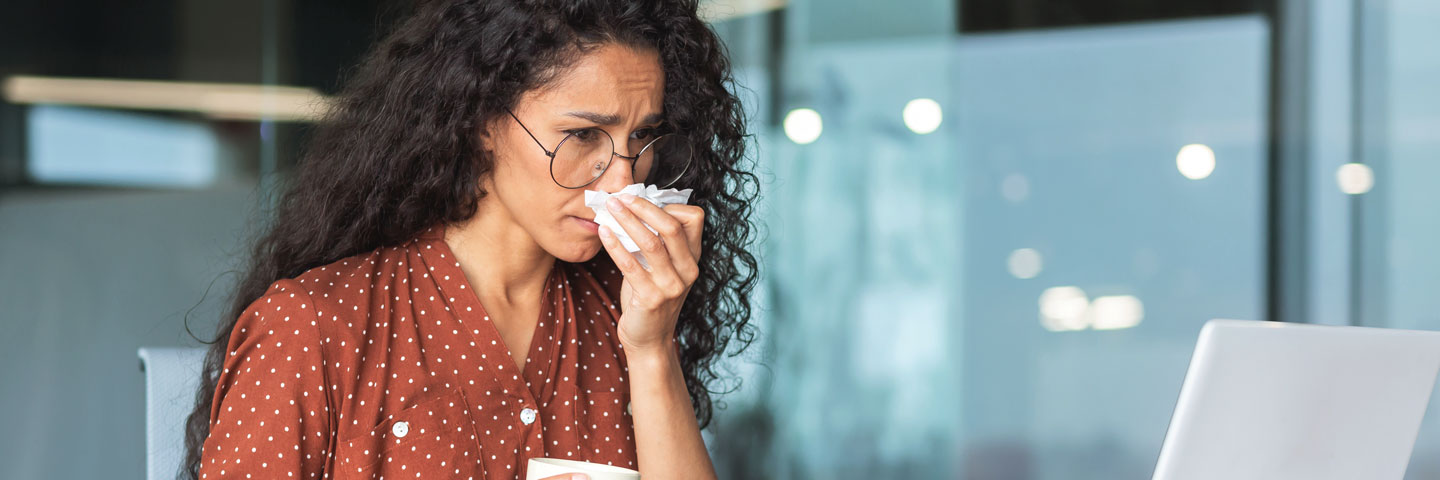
top-left (178, 0), bottom-right (760, 478)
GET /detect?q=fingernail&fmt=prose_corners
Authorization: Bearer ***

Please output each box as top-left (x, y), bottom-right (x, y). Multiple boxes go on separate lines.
top-left (619, 193), bottom-right (637, 204)
top-left (598, 225), bottom-right (610, 238)
top-left (606, 197), bottom-right (624, 211)
top-left (572, 474), bottom-right (590, 480)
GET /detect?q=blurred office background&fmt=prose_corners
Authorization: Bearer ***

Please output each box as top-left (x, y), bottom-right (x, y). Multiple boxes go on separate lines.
top-left (1, 0), bottom-right (1438, 478)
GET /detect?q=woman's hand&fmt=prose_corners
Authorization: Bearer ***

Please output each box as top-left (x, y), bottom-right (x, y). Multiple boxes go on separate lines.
top-left (597, 193), bottom-right (704, 356)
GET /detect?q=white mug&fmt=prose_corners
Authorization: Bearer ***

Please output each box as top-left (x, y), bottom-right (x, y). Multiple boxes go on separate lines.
top-left (525, 458), bottom-right (640, 480)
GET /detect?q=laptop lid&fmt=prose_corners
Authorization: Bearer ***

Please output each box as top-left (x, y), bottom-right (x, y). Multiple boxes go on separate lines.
top-left (1152, 319), bottom-right (1440, 480)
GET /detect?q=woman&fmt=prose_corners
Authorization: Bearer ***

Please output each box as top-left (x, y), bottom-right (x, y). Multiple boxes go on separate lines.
top-left (180, 0), bottom-right (760, 478)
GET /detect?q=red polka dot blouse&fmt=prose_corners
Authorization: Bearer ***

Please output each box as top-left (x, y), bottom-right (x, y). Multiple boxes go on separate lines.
top-left (198, 222), bottom-right (639, 479)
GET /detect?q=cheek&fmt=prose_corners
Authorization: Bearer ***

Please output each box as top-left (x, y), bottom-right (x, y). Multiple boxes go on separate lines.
top-left (489, 151), bottom-right (590, 241)
top-left (490, 161), bottom-right (556, 222)
top-left (497, 150), bottom-right (545, 185)
top-left (491, 146), bottom-right (553, 199)
top-left (513, 185), bottom-right (575, 233)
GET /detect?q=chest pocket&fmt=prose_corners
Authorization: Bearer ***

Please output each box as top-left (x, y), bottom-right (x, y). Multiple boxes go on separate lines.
top-left (333, 387), bottom-right (488, 480)
top-left (574, 390), bottom-right (637, 468)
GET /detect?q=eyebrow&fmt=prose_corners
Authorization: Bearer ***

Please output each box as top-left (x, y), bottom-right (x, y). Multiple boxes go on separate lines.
top-left (563, 110), bottom-right (664, 126)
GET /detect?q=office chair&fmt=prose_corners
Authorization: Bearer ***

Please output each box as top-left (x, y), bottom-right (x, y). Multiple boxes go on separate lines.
top-left (137, 347), bottom-right (207, 480)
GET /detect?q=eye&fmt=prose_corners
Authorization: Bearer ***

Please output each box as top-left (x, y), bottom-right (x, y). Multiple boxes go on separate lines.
top-left (564, 128), bottom-right (603, 142)
top-left (630, 127), bottom-right (660, 141)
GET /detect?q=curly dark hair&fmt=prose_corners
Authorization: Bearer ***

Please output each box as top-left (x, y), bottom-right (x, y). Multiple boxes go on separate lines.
top-left (178, 0), bottom-right (760, 478)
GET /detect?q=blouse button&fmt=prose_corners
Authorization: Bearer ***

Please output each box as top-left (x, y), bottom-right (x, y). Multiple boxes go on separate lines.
top-left (392, 421), bottom-right (409, 438)
top-left (520, 407), bottom-right (537, 425)
top-left (626, 402), bottom-right (632, 416)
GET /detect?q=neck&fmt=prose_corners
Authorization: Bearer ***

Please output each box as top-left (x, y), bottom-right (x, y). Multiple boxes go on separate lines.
top-left (442, 199), bottom-right (555, 308)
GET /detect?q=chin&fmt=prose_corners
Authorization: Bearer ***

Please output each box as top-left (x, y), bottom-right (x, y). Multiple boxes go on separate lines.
top-left (550, 240), bottom-right (604, 264)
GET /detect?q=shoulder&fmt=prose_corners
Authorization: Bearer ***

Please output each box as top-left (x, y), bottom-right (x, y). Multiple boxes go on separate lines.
top-left (291, 240), bottom-right (420, 316)
top-left (232, 278), bottom-right (318, 343)
top-left (290, 246), bottom-right (394, 304)
top-left (238, 242), bottom-right (412, 347)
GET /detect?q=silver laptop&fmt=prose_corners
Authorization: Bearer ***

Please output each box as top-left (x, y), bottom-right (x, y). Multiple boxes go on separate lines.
top-left (1152, 319), bottom-right (1440, 480)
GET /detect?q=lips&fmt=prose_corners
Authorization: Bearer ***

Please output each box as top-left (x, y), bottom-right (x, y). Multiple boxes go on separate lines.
top-left (572, 215), bottom-right (599, 233)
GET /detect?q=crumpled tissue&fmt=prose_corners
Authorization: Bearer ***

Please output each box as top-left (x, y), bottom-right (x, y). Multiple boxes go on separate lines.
top-left (583, 183), bottom-right (694, 269)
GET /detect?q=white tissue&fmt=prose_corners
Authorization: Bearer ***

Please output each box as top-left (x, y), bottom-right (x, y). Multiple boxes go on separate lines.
top-left (584, 183), bottom-right (694, 269)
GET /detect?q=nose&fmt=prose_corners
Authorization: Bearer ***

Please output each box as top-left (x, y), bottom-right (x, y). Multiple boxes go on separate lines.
top-left (591, 151), bottom-right (636, 193)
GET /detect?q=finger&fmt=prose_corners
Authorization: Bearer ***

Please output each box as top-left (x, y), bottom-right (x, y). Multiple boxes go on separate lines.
top-left (661, 204), bottom-right (705, 264)
top-left (606, 196), bottom-right (683, 286)
top-left (598, 224), bottom-right (658, 292)
top-left (624, 198), bottom-right (699, 277)
top-left (655, 205), bottom-right (701, 283)
top-left (610, 196), bottom-right (694, 295)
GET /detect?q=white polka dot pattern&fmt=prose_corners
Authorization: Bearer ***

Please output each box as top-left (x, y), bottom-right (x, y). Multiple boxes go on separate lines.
top-left (335, 387), bottom-right (486, 477)
top-left (197, 223), bottom-right (638, 479)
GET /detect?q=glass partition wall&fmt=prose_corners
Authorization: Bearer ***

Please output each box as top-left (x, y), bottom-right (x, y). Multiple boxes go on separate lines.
top-left (3, 1), bottom-right (1438, 478)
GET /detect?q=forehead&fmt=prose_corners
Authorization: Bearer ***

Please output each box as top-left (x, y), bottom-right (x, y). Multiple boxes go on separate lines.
top-left (524, 43), bottom-right (665, 115)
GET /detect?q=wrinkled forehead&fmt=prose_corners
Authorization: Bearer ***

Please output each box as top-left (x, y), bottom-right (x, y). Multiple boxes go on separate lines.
top-left (521, 43), bottom-right (665, 120)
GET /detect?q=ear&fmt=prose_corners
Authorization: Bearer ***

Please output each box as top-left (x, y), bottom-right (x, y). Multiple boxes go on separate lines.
top-left (476, 115), bottom-right (498, 141)
top-left (475, 115), bottom-right (507, 163)
top-left (474, 116), bottom-right (500, 193)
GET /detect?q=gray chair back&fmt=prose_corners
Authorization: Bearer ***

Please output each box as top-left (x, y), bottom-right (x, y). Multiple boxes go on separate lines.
top-left (138, 347), bottom-right (208, 480)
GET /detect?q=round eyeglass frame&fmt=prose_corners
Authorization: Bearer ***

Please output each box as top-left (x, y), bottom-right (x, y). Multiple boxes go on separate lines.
top-left (504, 108), bottom-right (691, 189)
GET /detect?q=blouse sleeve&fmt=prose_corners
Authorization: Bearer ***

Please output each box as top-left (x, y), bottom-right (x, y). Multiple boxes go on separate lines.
top-left (197, 279), bottom-right (334, 479)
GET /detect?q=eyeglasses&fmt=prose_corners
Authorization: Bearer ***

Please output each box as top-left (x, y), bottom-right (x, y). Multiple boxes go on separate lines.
top-left (505, 108), bottom-right (693, 189)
